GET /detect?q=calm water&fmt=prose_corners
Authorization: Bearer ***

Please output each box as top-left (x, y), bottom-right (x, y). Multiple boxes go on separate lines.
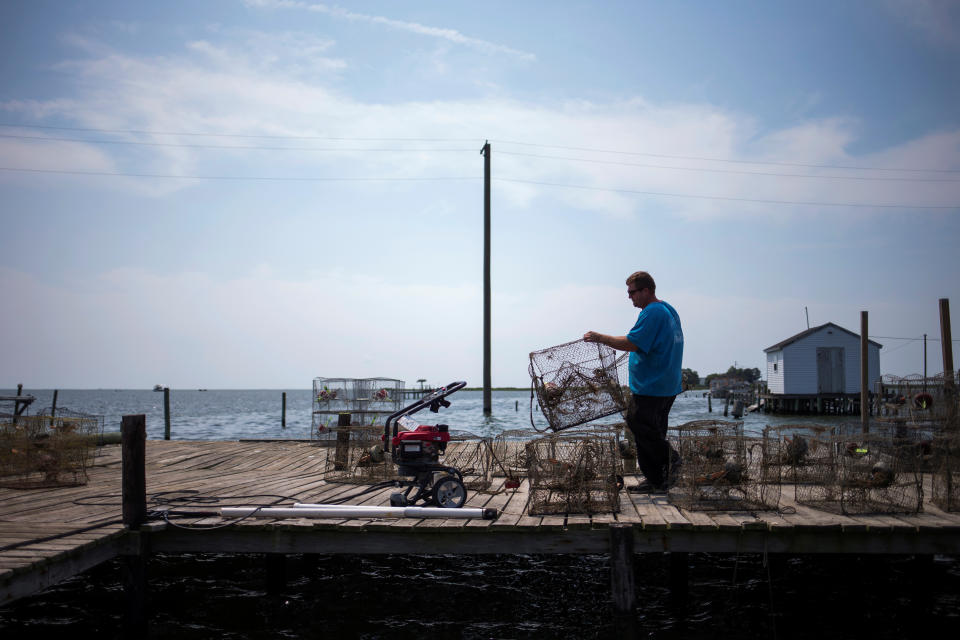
top-left (1, 552), bottom-right (957, 638)
top-left (2, 388), bottom-right (957, 637)
top-left (2, 388), bottom-right (849, 440)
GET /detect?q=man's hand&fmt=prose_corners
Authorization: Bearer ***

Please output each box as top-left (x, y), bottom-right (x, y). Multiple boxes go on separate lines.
top-left (583, 331), bottom-right (603, 344)
top-left (584, 332), bottom-right (636, 353)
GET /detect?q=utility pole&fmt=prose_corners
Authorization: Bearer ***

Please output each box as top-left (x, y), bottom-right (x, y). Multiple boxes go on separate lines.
top-left (860, 311), bottom-right (869, 433)
top-left (482, 141), bottom-right (492, 415)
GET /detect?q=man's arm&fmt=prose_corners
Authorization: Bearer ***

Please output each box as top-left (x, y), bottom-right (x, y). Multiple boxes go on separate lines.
top-left (583, 331), bottom-right (637, 352)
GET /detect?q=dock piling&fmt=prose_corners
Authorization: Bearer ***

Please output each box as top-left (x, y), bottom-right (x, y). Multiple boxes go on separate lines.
top-left (282, 392), bottom-right (287, 428)
top-left (609, 524), bottom-right (636, 614)
top-left (122, 415), bottom-right (147, 529)
top-left (121, 414), bottom-right (148, 637)
top-left (669, 551), bottom-right (689, 605)
top-left (163, 388), bottom-right (171, 440)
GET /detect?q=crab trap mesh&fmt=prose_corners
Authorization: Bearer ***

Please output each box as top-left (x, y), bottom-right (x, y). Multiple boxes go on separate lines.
top-left (668, 420), bottom-right (780, 511)
top-left (491, 429), bottom-right (540, 479)
top-left (795, 423), bottom-right (923, 514)
top-left (443, 432), bottom-right (494, 491)
top-left (931, 432), bottom-right (960, 512)
top-left (878, 373), bottom-right (959, 426)
top-left (528, 339), bottom-right (626, 432)
top-left (763, 424), bottom-right (838, 492)
top-left (527, 432), bottom-right (622, 515)
top-left (0, 411), bottom-right (102, 489)
top-left (323, 424), bottom-right (399, 484)
top-left (312, 377), bottom-right (405, 438)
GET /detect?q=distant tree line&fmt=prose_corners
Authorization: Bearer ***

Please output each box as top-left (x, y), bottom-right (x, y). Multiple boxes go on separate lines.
top-left (703, 365), bottom-right (762, 387)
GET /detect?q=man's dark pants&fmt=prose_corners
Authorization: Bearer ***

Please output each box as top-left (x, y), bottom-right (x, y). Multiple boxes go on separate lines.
top-left (627, 393), bottom-right (680, 488)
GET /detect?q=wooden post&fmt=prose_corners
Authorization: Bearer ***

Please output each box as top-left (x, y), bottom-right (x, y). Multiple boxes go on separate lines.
top-left (282, 392), bottom-right (287, 428)
top-left (121, 414), bottom-right (148, 636)
top-left (265, 554), bottom-right (286, 594)
top-left (861, 311), bottom-right (869, 433)
top-left (707, 393), bottom-right (712, 412)
top-left (163, 387), bottom-right (171, 440)
top-left (122, 415), bottom-right (147, 529)
top-left (49, 389), bottom-right (59, 427)
top-left (723, 393), bottom-right (730, 417)
top-left (669, 551), bottom-right (689, 604)
top-left (122, 537), bottom-right (148, 638)
top-left (941, 299), bottom-right (955, 424)
top-left (609, 524), bottom-right (635, 613)
top-left (333, 412), bottom-right (351, 470)
top-left (482, 141), bottom-right (492, 416)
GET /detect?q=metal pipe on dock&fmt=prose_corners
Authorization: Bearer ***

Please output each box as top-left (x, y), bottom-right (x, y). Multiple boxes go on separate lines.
top-left (221, 505), bottom-right (499, 520)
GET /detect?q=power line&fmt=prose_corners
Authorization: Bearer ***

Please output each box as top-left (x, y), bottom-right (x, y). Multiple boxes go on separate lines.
top-left (3, 122), bottom-right (956, 175)
top-left (870, 335), bottom-right (959, 342)
top-left (9, 132), bottom-right (954, 183)
top-left (4, 165), bottom-right (958, 209)
top-left (497, 149), bottom-right (960, 183)
top-left (0, 166), bottom-right (478, 182)
top-left (494, 177), bottom-right (960, 210)
top-left (491, 139), bottom-right (960, 175)
top-left (0, 132), bottom-right (474, 152)
top-left (0, 122), bottom-right (477, 142)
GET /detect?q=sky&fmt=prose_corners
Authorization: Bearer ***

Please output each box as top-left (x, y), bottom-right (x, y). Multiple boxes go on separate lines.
top-left (1, 0), bottom-right (959, 390)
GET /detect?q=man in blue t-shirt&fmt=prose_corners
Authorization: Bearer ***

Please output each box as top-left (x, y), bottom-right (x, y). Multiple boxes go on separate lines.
top-left (584, 270), bottom-right (683, 492)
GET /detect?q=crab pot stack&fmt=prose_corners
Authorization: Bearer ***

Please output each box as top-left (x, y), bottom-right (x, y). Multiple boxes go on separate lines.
top-left (0, 411), bottom-right (101, 489)
top-left (764, 425), bottom-right (838, 496)
top-left (311, 377), bottom-right (405, 438)
top-left (491, 429), bottom-right (539, 479)
top-left (529, 339), bottom-right (626, 432)
top-left (669, 420), bottom-right (780, 511)
top-left (322, 424), bottom-right (399, 484)
top-left (878, 373), bottom-right (958, 426)
top-left (931, 433), bottom-right (960, 512)
top-left (797, 423), bottom-right (922, 515)
top-left (527, 432), bottom-right (621, 515)
top-left (443, 432), bottom-right (494, 491)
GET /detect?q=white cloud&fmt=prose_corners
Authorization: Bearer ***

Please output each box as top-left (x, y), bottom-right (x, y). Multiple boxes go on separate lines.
top-left (3, 25), bottom-right (958, 217)
top-left (245, 0), bottom-right (537, 61)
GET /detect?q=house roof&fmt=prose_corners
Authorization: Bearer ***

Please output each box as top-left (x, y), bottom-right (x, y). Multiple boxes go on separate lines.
top-left (763, 322), bottom-right (883, 353)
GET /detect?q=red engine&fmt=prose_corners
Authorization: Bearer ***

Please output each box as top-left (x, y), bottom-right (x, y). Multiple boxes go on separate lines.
top-left (388, 423), bottom-right (449, 468)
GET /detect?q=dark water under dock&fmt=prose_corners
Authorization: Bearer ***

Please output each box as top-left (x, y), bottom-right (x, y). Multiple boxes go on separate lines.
top-left (1, 551), bottom-right (958, 638)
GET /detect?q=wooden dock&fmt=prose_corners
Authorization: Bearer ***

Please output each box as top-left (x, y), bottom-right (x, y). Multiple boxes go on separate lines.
top-left (3, 436), bottom-right (960, 612)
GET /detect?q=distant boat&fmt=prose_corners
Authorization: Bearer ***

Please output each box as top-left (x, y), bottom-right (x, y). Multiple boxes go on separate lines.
top-left (153, 385), bottom-right (165, 392)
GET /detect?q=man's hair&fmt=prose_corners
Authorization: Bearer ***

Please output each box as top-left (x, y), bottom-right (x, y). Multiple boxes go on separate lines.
top-left (626, 271), bottom-right (656, 292)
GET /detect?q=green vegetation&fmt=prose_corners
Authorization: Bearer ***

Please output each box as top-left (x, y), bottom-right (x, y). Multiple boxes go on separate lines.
top-left (703, 365), bottom-right (762, 387)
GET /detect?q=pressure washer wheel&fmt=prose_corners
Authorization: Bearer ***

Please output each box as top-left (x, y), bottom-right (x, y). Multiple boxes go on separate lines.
top-left (431, 475), bottom-right (467, 508)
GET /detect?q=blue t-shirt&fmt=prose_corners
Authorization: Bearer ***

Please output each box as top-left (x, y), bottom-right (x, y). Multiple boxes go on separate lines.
top-left (627, 301), bottom-right (684, 396)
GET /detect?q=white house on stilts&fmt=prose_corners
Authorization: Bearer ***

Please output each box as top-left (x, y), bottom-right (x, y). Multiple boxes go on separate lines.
top-left (762, 322), bottom-right (882, 414)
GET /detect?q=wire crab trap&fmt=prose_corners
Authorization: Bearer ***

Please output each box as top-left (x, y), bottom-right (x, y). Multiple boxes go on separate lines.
top-left (878, 373), bottom-right (959, 426)
top-left (312, 377), bottom-right (405, 438)
top-left (491, 429), bottom-right (540, 479)
top-left (0, 410), bottom-right (102, 489)
top-left (323, 424), bottom-right (400, 484)
top-left (931, 432), bottom-right (960, 512)
top-left (527, 432), bottom-right (622, 515)
top-left (443, 431), bottom-right (495, 491)
top-left (796, 423), bottom-right (923, 515)
top-left (763, 424), bottom-right (838, 495)
top-left (528, 339), bottom-right (626, 432)
top-left (668, 420), bottom-right (780, 511)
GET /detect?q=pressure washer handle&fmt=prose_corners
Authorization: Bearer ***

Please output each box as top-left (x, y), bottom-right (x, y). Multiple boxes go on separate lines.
top-left (383, 380), bottom-right (466, 451)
